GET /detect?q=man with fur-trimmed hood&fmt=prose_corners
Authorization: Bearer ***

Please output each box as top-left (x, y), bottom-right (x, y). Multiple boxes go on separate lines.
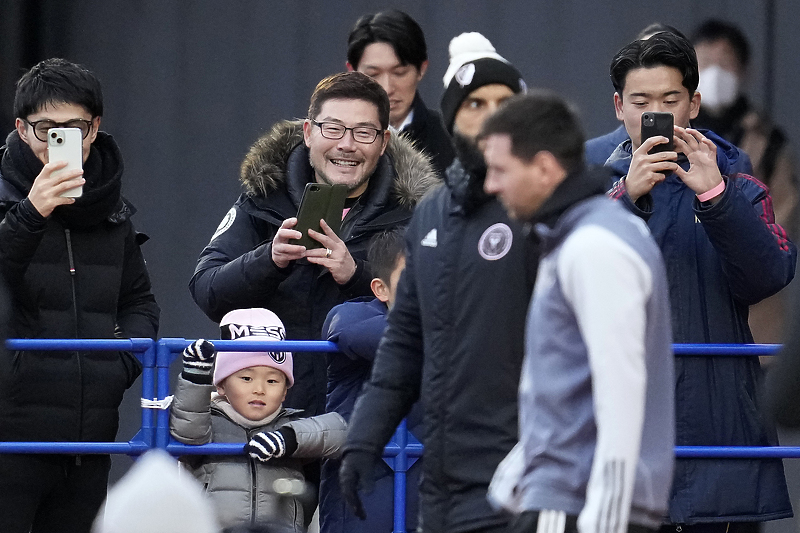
top-left (190, 71), bottom-right (438, 423)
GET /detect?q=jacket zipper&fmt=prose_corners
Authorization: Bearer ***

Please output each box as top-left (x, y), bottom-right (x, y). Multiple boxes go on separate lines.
top-left (65, 229), bottom-right (83, 463)
top-left (249, 430), bottom-right (258, 524)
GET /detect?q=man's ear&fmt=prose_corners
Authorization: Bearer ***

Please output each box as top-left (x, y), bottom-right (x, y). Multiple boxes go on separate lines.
top-left (303, 119), bottom-right (313, 147)
top-left (689, 91), bottom-right (701, 121)
top-left (534, 151), bottom-right (568, 189)
top-left (379, 129), bottom-right (391, 156)
top-left (418, 60), bottom-right (429, 80)
top-left (15, 118), bottom-right (30, 145)
top-left (89, 116), bottom-right (101, 144)
top-left (346, 62), bottom-right (356, 72)
top-left (371, 278), bottom-right (390, 303)
top-left (614, 92), bottom-right (624, 121)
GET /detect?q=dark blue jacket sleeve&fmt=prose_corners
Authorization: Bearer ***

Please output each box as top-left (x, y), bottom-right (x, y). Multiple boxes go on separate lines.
top-left (323, 300), bottom-right (387, 362)
top-left (697, 174), bottom-right (797, 305)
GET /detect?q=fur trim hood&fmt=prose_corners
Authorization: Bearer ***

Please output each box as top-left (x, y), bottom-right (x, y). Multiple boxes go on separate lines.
top-left (239, 120), bottom-right (440, 209)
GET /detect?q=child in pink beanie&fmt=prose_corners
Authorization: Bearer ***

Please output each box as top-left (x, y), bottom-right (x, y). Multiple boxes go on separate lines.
top-left (170, 308), bottom-right (346, 531)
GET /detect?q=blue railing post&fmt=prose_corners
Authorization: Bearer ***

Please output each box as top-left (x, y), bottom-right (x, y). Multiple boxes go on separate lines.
top-left (155, 338), bottom-right (184, 449)
top-left (391, 419), bottom-right (409, 533)
top-left (129, 338), bottom-right (157, 452)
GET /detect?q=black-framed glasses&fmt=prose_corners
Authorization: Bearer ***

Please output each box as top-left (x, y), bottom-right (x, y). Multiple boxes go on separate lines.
top-left (24, 118), bottom-right (94, 143)
top-left (311, 120), bottom-right (383, 144)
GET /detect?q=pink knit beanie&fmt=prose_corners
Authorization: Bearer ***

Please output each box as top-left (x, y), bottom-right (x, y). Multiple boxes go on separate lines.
top-left (213, 308), bottom-right (294, 387)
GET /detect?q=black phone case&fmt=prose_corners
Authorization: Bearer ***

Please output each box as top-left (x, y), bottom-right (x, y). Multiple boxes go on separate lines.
top-left (641, 111), bottom-right (674, 154)
top-left (291, 183), bottom-right (348, 249)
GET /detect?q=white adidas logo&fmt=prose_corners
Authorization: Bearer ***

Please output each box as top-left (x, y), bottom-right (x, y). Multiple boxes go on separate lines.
top-left (421, 229), bottom-right (438, 247)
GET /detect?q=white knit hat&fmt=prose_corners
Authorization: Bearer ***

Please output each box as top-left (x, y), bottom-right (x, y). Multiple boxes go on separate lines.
top-left (440, 32), bottom-right (526, 133)
top-left (442, 32), bottom-right (511, 87)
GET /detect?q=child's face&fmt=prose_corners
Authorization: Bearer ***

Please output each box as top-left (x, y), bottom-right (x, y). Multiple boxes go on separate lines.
top-left (216, 366), bottom-right (288, 421)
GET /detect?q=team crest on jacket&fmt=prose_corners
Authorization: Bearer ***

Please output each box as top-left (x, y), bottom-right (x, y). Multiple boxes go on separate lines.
top-left (478, 223), bottom-right (513, 260)
top-left (211, 207), bottom-right (236, 241)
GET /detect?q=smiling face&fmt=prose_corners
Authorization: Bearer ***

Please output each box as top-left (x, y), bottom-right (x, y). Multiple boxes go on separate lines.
top-left (16, 101), bottom-right (100, 165)
top-left (216, 366), bottom-right (288, 421)
top-left (352, 42), bottom-right (426, 129)
top-left (614, 65), bottom-right (700, 149)
top-left (303, 98), bottom-right (390, 198)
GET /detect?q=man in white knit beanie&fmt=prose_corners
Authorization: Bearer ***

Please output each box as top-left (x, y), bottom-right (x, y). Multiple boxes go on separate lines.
top-left (340, 32), bottom-right (533, 533)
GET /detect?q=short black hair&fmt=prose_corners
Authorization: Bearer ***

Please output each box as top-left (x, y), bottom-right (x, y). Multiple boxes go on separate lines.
top-left (610, 31), bottom-right (699, 96)
top-left (637, 22), bottom-right (687, 41)
top-left (347, 10), bottom-right (427, 70)
top-left (367, 228), bottom-right (406, 286)
top-left (14, 58), bottom-right (103, 119)
top-left (691, 19), bottom-right (750, 67)
top-left (308, 71), bottom-right (390, 130)
top-left (480, 89), bottom-right (585, 174)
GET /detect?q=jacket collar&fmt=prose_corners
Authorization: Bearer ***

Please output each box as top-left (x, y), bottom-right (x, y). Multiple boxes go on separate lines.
top-left (529, 166), bottom-right (610, 229)
top-left (444, 132), bottom-right (492, 214)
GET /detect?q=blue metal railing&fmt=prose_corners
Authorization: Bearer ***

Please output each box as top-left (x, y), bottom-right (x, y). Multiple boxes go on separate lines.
top-left (0, 338), bottom-right (157, 453)
top-left (0, 340), bottom-right (793, 532)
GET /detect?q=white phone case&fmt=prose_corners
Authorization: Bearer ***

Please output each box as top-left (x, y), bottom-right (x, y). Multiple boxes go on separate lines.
top-left (47, 127), bottom-right (83, 198)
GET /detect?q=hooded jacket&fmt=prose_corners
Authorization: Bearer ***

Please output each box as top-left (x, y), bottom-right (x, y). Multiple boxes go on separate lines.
top-left (605, 130), bottom-right (796, 523)
top-left (170, 376), bottom-right (346, 531)
top-left (190, 120), bottom-right (438, 416)
top-left (0, 130), bottom-right (160, 442)
top-left (343, 137), bottom-right (537, 533)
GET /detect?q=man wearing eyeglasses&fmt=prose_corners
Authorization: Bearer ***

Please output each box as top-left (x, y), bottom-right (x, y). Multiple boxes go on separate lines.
top-left (191, 70), bottom-right (438, 425)
top-left (0, 58), bottom-right (160, 533)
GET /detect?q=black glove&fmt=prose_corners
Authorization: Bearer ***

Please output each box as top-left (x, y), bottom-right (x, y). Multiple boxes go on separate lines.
top-left (246, 430), bottom-right (287, 462)
top-left (182, 339), bottom-right (216, 384)
top-left (338, 450), bottom-right (379, 520)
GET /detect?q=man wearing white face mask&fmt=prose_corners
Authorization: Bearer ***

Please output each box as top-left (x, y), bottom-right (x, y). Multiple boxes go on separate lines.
top-left (693, 19), bottom-right (798, 343)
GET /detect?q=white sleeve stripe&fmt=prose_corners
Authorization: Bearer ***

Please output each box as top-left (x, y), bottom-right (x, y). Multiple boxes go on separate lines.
top-left (538, 509), bottom-right (567, 533)
top-left (597, 460), bottom-right (626, 533)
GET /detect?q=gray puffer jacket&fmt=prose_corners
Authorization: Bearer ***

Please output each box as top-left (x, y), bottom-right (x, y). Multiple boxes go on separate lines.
top-left (170, 376), bottom-right (346, 530)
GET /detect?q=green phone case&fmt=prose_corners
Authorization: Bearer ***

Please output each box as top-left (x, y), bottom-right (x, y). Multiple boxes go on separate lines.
top-left (291, 183), bottom-right (348, 249)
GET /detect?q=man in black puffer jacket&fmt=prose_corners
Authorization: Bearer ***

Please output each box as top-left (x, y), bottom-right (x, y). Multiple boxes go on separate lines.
top-left (0, 58), bottom-right (160, 533)
top-left (190, 72), bottom-right (438, 420)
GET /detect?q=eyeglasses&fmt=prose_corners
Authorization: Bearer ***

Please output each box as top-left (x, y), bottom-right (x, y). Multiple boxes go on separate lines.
top-left (24, 118), bottom-right (94, 143)
top-left (311, 120), bottom-right (383, 144)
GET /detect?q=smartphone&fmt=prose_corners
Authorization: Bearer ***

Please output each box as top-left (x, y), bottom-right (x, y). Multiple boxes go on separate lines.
top-left (641, 112), bottom-right (674, 154)
top-left (47, 127), bottom-right (83, 198)
top-left (291, 183), bottom-right (348, 249)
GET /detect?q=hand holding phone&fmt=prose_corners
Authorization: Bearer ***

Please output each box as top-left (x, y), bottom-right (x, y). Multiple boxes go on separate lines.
top-left (290, 183), bottom-right (348, 249)
top-left (47, 127), bottom-right (84, 198)
top-left (641, 112), bottom-right (674, 154)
